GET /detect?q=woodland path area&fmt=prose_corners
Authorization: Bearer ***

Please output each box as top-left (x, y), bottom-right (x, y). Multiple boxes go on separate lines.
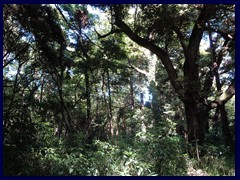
top-left (186, 160), bottom-right (208, 176)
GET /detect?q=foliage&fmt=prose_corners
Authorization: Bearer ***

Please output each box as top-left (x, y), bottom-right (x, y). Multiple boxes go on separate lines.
top-left (3, 4), bottom-right (235, 176)
top-left (135, 126), bottom-right (188, 175)
top-left (190, 144), bottom-right (235, 176)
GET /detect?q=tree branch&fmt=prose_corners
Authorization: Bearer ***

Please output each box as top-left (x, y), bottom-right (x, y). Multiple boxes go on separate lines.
top-left (130, 64), bottom-right (149, 76)
top-left (113, 6), bottom-right (183, 98)
top-left (183, 5), bottom-right (217, 97)
top-left (217, 80), bottom-right (235, 105)
top-left (173, 28), bottom-right (187, 58)
top-left (3, 43), bottom-right (30, 68)
top-left (211, 80), bottom-right (235, 108)
top-left (204, 27), bottom-right (234, 41)
top-left (188, 5), bottom-right (216, 55)
top-left (94, 28), bottom-right (122, 39)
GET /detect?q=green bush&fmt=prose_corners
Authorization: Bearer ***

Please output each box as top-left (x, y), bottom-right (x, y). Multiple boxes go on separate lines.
top-left (89, 140), bottom-right (156, 176)
top-left (191, 143), bottom-right (235, 176)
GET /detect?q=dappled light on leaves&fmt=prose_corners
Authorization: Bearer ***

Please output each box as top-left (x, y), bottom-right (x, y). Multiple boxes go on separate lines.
top-left (3, 4), bottom-right (235, 176)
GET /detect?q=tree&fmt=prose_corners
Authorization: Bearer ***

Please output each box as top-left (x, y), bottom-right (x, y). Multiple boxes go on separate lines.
top-left (3, 4), bottom-right (235, 175)
top-left (97, 4), bottom-right (235, 145)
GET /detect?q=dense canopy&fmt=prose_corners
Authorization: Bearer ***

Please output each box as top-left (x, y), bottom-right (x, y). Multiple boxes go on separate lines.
top-left (3, 4), bottom-right (235, 176)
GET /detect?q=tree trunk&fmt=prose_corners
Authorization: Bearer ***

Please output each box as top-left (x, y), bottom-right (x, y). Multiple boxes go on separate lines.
top-left (106, 68), bottom-right (114, 140)
top-left (213, 106), bottom-right (220, 128)
top-left (85, 69), bottom-right (91, 123)
top-left (106, 68), bottom-right (113, 118)
top-left (58, 87), bottom-right (73, 132)
top-left (55, 121), bottom-right (63, 138)
top-left (128, 59), bottom-right (134, 109)
top-left (58, 67), bottom-right (74, 133)
top-left (130, 78), bottom-right (134, 109)
top-left (113, 4), bottom-right (216, 145)
top-left (208, 20), bottom-right (234, 150)
top-left (40, 73), bottom-right (45, 103)
top-left (184, 99), bottom-right (205, 144)
top-left (4, 61), bottom-right (23, 128)
top-left (219, 104), bottom-right (234, 151)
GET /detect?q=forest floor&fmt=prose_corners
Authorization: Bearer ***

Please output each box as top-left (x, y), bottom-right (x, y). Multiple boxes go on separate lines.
top-left (186, 159), bottom-right (209, 176)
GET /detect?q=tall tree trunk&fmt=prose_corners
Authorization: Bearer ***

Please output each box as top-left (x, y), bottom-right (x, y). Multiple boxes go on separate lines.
top-left (184, 99), bottom-right (205, 144)
top-left (40, 73), bottom-right (45, 104)
top-left (183, 47), bottom-right (203, 143)
top-left (55, 121), bottom-right (63, 138)
top-left (219, 104), bottom-right (234, 151)
top-left (106, 68), bottom-right (113, 118)
top-left (106, 68), bottom-right (114, 140)
top-left (208, 20), bottom-right (234, 150)
top-left (213, 106), bottom-right (220, 128)
top-left (57, 67), bottom-right (73, 133)
top-left (128, 59), bottom-right (134, 109)
top-left (4, 61), bottom-right (23, 128)
top-left (130, 78), bottom-right (134, 109)
top-left (113, 4), bottom-right (216, 145)
top-left (85, 69), bottom-right (91, 124)
top-left (58, 87), bottom-right (72, 132)
top-left (101, 70), bottom-right (109, 135)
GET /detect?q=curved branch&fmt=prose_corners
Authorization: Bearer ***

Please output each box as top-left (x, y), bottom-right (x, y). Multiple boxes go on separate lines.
top-left (94, 28), bottom-right (122, 39)
top-left (204, 27), bottom-right (234, 41)
top-left (217, 80), bottom-right (235, 105)
top-left (130, 64), bottom-right (149, 76)
top-left (211, 80), bottom-right (235, 108)
top-left (113, 7), bottom-right (183, 98)
top-left (188, 5), bottom-right (216, 54)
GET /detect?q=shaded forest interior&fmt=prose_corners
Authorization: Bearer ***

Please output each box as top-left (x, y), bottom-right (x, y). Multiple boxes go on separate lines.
top-left (3, 4), bottom-right (235, 176)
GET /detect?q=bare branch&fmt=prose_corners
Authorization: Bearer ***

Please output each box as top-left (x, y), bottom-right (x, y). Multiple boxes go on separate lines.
top-left (210, 80), bottom-right (235, 108)
top-left (204, 27), bottom-right (234, 41)
top-left (217, 80), bottom-right (235, 105)
top-left (173, 28), bottom-right (187, 57)
top-left (130, 64), bottom-right (149, 76)
top-left (94, 28), bottom-right (122, 39)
